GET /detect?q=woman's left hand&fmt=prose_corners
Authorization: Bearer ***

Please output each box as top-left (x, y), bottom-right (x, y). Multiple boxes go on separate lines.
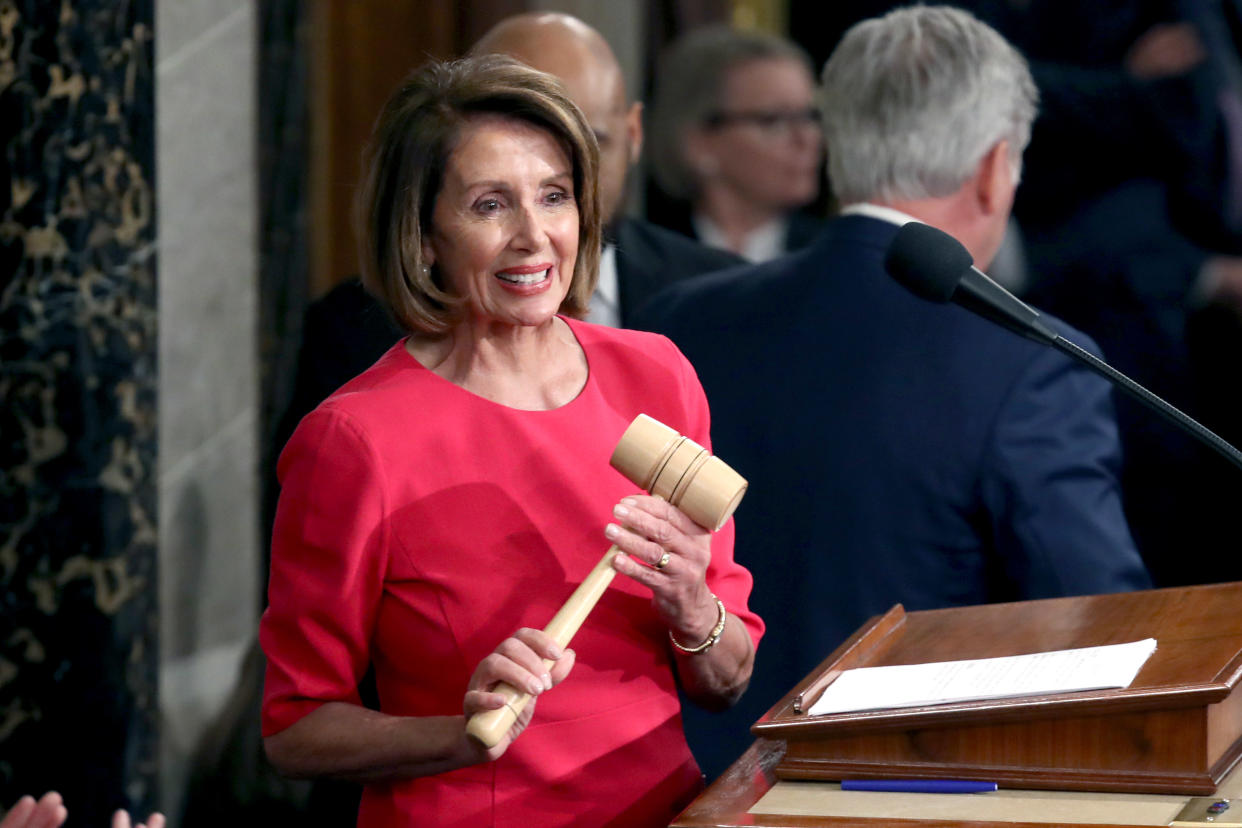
top-left (605, 495), bottom-right (721, 646)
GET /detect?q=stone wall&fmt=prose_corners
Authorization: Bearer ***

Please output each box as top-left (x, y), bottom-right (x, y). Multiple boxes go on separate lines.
top-left (155, 0), bottom-right (259, 819)
top-left (0, 1), bottom-right (159, 822)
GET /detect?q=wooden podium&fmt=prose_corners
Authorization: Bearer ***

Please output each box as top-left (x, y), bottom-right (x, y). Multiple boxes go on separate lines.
top-left (749, 583), bottom-right (1242, 795)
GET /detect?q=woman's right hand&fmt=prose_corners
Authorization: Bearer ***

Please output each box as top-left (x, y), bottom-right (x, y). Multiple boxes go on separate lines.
top-left (463, 627), bottom-right (575, 760)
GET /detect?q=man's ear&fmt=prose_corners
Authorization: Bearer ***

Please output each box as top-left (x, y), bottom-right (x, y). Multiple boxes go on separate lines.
top-left (626, 101), bottom-right (644, 164)
top-left (976, 139), bottom-right (1014, 215)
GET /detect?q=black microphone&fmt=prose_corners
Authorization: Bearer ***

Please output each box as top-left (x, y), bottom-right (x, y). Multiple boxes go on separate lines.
top-left (885, 221), bottom-right (1060, 344)
top-left (883, 221), bottom-right (1242, 474)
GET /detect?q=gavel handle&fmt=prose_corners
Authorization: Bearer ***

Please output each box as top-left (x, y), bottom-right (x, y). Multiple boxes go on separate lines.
top-left (465, 545), bottom-right (621, 748)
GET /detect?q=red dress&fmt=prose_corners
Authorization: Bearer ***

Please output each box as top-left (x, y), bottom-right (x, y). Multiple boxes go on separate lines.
top-left (260, 318), bottom-right (764, 827)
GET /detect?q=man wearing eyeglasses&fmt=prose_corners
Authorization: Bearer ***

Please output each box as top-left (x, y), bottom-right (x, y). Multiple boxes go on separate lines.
top-left (647, 26), bottom-right (826, 263)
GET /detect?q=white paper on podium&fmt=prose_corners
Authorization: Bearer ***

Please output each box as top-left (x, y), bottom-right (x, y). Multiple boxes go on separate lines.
top-left (808, 638), bottom-right (1157, 717)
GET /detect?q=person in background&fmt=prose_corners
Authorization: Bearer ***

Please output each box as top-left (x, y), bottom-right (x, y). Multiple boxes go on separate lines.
top-left (634, 5), bottom-right (1150, 781)
top-left (984, 0), bottom-right (1242, 588)
top-left (782, 0), bottom-right (1242, 587)
top-left (259, 55), bottom-right (761, 826)
top-left (646, 25), bottom-right (824, 262)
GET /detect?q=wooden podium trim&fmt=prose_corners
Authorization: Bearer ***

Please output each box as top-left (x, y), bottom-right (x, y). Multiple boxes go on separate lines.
top-left (790, 604), bottom-right (908, 715)
top-left (776, 704), bottom-right (1231, 794)
top-left (752, 583), bottom-right (1242, 794)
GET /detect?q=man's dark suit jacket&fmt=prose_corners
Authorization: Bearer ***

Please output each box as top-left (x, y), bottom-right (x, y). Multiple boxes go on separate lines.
top-left (611, 215), bottom-right (743, 321)
top-left (632, 214), bottom-right (1151, 781)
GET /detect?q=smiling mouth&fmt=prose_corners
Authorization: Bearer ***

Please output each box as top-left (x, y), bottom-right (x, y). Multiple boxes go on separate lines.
top-left (496, 268), bottom-right (551, 285)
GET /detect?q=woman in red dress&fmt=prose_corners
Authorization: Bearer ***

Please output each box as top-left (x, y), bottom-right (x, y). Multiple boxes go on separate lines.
top-left (258, 55), bottom-right (763, 827)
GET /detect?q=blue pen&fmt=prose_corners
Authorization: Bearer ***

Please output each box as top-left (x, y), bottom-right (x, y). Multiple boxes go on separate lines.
top-left (841, 779), bottom-right (998, 794)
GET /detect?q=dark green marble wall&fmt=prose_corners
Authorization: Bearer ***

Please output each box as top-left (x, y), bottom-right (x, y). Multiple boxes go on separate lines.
top-left (0, 1), bottom-right (158, 823)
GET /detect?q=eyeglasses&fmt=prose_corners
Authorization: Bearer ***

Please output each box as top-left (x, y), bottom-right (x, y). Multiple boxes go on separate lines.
top-left (703, 107), bottom-right (821, 134)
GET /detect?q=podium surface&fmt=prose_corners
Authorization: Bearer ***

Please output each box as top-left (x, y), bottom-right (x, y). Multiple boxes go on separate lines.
top-left (749, 583), bottom-right (1242, 795)
top-left (671, 737), bottom-right (1242, 827)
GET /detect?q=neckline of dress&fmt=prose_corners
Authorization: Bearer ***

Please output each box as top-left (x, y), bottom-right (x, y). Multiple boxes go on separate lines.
top-left (396, 315), bottom-right (594, 414)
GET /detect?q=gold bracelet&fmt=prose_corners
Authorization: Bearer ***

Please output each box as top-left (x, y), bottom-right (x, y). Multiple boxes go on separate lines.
top-left (669, 595), bottom-right (727, 654)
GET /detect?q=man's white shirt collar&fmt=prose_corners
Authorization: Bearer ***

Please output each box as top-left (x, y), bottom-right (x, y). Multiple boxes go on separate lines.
top-left (839, 202), bottom-right (921, 227)
top-left (692, 213), bottom-right (788, 263)
top-left (585, 243), bottom-right (621, 327)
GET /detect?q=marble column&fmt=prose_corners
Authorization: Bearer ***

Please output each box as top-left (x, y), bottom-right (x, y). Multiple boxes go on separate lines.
top-left (0, 0), bottom-right (159, 823)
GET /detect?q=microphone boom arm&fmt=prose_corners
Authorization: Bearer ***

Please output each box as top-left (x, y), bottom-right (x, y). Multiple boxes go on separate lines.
top-left (955, 272), bottom-right (1060, 344)
top-left (1047, 334), bottom-right (1242, 473)
top-left (884, 220), bottom-right (1242, 475)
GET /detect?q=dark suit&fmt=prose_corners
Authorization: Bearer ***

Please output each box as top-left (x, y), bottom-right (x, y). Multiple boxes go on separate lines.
top-left (633, 214), bottom-right (1151, 780)
top-left (611, 216), bottom-right (743, 322)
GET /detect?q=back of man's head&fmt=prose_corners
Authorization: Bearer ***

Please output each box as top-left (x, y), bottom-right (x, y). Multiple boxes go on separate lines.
top-left (820, 5), bottom-right (1038, 206)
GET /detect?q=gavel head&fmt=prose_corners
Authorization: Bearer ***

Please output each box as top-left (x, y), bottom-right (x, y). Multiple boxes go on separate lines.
top-left (609, 414), bottom-right (747, 532)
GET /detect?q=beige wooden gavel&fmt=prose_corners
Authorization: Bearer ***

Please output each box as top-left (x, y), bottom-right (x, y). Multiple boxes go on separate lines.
top-left (465, 413), bottom-right (748, 748)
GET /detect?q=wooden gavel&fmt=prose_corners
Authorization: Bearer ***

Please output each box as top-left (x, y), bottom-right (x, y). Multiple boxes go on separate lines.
top-left (465, 413), bottom-right (748, 748)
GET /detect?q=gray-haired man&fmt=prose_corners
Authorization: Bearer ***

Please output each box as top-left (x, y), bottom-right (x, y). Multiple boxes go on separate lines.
top-left (634, 5), bottom-right (1149, 781)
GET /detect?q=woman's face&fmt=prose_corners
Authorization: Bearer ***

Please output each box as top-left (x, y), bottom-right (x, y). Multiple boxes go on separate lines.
top-left (423, 115), bottom-right (579, 330)
top-left (694, 57), bottom-right (823, 214)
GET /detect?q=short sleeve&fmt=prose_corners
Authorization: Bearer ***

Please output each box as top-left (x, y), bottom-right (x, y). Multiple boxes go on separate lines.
top-left (259, 408), bottom-right (390, 736)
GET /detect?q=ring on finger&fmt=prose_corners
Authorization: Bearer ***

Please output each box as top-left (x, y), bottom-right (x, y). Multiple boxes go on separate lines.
top-left (654, 550), bottom-right (671, 571)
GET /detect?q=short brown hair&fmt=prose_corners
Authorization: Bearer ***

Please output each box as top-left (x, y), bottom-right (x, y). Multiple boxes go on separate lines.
top-left (356, 54), bottom-right (602, 334)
